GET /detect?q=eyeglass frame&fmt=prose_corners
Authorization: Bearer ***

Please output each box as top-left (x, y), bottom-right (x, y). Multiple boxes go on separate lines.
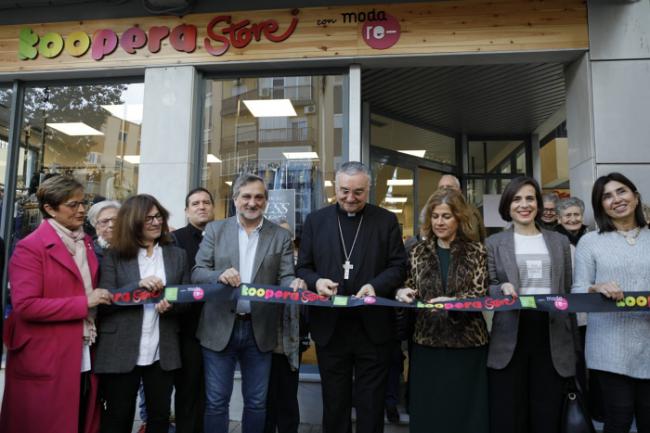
top-left (61, 200), bottom-right (91, 210)
top-left (144, 213), bottom-right (164, 225)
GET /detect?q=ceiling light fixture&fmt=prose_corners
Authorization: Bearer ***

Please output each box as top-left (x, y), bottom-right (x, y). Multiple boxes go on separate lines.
top-left (207, 154), bottom-right (222, 163)
top-left (47, 122), bottom-right (104, 136)
top-left (386, 179), bottom-right (413, 186)
top-left (384, 197), bottom-right (408, 203)
top-left (283, 152), bottom-right (319, 160)
top-left (243, 99), bottom-right (297, 117)
top-left (399, 150), bottom-right (427, 158)
top-left (117, 155), bottom-right (140, 164)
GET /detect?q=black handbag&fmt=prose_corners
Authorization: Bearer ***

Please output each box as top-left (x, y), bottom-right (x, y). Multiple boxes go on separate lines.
top-left (561, 378), bottom-right (596, 433)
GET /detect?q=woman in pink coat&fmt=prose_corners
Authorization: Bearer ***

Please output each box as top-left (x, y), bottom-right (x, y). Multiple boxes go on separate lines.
top-left (0, 176), bottom-right (113, 433)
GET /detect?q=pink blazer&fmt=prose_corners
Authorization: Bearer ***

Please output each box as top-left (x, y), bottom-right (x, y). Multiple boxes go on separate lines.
top-left (0, 220), bottom-right (100, 433)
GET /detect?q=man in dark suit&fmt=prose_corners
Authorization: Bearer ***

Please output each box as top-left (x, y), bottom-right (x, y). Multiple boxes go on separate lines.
top-left (193, 174), bottom-right (305, 433)
top-left (171, 187), bottom-right (215, 433)
top-left (296, 161), bottom-right (407, 433)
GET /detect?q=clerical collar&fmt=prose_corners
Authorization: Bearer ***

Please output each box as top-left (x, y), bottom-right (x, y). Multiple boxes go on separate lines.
top-left (336, 203), bottom-right (366, 218)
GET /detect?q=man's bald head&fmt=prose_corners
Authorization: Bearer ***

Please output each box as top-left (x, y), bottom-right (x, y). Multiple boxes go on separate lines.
top-left (438, 174), bottom-right (461, 192)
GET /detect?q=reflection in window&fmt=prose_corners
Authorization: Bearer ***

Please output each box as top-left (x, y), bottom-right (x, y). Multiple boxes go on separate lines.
top-left (371, 114), bottom-right (455, 165)
top-left (202, 75), bottom-right (345, 239)
top-left (372, 162), bottom-right (414, 239)
top-left (14, 82), bottom-right (144, 240)
top-left (1, 87), bottom-right (13, 229)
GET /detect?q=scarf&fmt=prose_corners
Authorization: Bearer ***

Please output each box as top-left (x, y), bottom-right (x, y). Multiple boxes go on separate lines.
top-left (47, 219), bottom-right (97, 345)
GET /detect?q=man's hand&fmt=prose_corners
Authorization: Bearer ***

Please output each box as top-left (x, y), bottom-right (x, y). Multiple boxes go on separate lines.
top-left (219, 268), bottom-right (241, 287)
top-left (355, 284), bottom-right (375, 298)
top-left (395, 288), bottom-right (416, 303)
top-left (589, 281), bottom-right (624, 300)
top-left (139, 276), bottom-right (164, 292)
top-left (290, 278), bottom-right (307, 291)
top-left (315, 278), bottom-right (338, 297)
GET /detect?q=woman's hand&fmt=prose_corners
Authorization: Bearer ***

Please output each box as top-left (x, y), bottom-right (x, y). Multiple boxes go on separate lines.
top-left (501, 283), bottom-right (518, 298)
top-left (155, 299), bottom-right (172, 314)
top-left (395, 288), bottom-right (417, 303)
top-left (88, 288), bottom-right (113, 308)
top-left (139, 276), bottom-right (164, 292)
top-left (589, 281), bottom-right (624, 301)
top-left (427, 296), bottom-right (456, 303)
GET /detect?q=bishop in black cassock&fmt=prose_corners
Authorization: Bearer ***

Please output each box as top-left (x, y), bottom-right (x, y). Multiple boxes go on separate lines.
top-left (297, 162), bottom-right (407, 433)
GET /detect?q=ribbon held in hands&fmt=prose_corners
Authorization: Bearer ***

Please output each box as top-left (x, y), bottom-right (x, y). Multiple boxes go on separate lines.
top-left (108, 283), bottom-right (650, 313)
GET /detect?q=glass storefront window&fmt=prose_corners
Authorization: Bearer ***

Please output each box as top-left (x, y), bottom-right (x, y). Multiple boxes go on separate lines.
top-left (371, 114), bottom-right (455, 165)
top-left (201, 75), bottom-right (346, 239)
top-left (372, 162), bottom-right (414, 239)
top-left (14, 82), bottom-right (143, 240)
top-left (1, 86), bottom-right (13, 231)
top-left (468, 140), bottom-right (524, 175)
top-left (1, 86), bottom-right (13, 189)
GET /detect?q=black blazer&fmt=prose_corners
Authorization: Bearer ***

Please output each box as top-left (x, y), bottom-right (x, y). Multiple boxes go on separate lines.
top-left (94, 244), bottom-right (191, 374)
top-left (296, 204), bottom-right (407, 346)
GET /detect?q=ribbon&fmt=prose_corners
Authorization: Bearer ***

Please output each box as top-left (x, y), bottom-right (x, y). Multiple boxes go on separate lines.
top-left (108, 283), bottom-right (650, 313)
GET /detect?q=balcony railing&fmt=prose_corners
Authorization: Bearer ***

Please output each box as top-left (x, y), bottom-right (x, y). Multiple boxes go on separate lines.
top-left (215, 126), bottom-right (315, 148)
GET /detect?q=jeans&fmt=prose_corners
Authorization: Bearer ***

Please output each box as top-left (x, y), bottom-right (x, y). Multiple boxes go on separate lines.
top-left (203, 319), bottom-right (272, 433)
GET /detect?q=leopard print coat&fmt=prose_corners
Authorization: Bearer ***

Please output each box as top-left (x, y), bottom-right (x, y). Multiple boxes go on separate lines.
top-left (407, 238), bottom-right (489, 348)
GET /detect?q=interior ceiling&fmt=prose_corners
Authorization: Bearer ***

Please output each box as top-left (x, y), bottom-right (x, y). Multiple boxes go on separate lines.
top-left (362, 62), bottom-right (566, 137)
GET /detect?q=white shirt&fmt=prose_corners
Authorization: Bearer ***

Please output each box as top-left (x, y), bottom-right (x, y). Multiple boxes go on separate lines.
top-left (236, 217), bottom-right (263, 314)
top-left (514, 233), bottom-right (552, 295)
top-left (136, 244), bottom-right (166, 366)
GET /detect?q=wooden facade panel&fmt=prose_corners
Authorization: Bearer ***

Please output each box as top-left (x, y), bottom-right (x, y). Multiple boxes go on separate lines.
top-left (0, 0), bottom-right (588, 74)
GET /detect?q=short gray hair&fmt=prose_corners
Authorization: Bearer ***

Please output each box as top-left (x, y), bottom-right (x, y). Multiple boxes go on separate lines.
top-left (336, 161), bottom-right (371, 180)
top-left (232, 173), bottom-right (268, 200)
top-left (542, 192), bottom-right (560, 206)
top-left (87, 200), bottom-right (121, 227)
top-left (557, 197), bottom-right (585, 216)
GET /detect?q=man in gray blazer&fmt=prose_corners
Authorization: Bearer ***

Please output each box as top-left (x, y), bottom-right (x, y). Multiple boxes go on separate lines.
top-left (193, 173), bottom-right (304, 433)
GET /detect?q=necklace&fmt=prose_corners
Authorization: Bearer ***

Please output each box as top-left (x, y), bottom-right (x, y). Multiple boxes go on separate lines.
top-left (337, 215), bottom-right (364, 280)
top-left (616, 227), bottom-right (641, 246)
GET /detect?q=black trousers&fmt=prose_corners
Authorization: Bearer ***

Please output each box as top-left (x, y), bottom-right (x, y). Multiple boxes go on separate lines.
top-left (264, 353), bottom-right (300, 433)
top-left (100, 361), bottom-right (174, 433)
top-left (79, 372), bottom-right (91, 433)
top-left (488, 311), bottom-right (567, 433)
top-left (174, 333), bottom-right (205, 433)
top-left (597, 370), bottom-right (650, 433)
top-left (316, 317), bottom-right (391, 433)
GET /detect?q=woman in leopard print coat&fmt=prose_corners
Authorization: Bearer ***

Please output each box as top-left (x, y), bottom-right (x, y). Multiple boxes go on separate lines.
top-left (396, 188), bottom-right (488, 433)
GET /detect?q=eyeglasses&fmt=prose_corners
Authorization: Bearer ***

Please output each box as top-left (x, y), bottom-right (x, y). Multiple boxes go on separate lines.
top-left (62, 200), bottom-right (90, 210)
top-left (542, 208), bottom-right (557, 214)
top-left (144, 214), bottom-right (164, 225)
top-left (97, 217), bottom-right (116, 226)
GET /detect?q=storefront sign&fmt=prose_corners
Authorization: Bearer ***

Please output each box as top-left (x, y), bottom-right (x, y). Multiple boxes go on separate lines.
top-left (266, 189), bottom-right (296, 237)
top-left (19, 11), bottom-right (300, 61)
top-left (361, 13), bottom-right (400, 49)
top-left (0, 0), bottom-right (588, 74)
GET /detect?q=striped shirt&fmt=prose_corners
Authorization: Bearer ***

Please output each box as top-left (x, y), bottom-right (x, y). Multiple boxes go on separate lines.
top-left (514, 233), bottom-right (551, 295)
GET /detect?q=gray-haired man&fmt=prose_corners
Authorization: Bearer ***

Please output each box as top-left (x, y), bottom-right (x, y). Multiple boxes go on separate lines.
top-left (193, 173), bottom-right (304, 433)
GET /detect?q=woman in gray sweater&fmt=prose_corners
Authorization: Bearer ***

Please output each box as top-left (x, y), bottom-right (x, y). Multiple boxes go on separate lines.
top-left (573, 172), bottom-right (650, 433)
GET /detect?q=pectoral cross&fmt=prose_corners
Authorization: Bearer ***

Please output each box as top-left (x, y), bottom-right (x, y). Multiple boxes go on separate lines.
top-left (343, 260), bottom-right (354, 280)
